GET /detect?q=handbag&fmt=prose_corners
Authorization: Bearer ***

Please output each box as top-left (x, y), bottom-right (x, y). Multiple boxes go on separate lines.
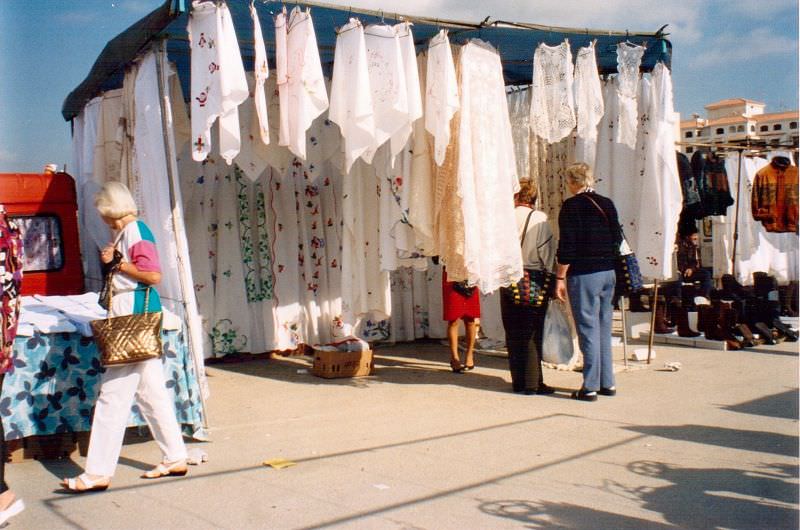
top-left (90, 282), bottom-right (163, 367)
top-left (451, 280), bottom-right (476, 298)
top-left (509, 210), bottom-right (555, 308)
top-left (583, 194), bottom-right (644, 296)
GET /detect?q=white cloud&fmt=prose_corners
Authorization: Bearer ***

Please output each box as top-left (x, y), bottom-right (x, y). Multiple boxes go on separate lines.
top-left (689, 26), bottom-right (798, 69)
top-left (722, 0), bottom-right (796, 19)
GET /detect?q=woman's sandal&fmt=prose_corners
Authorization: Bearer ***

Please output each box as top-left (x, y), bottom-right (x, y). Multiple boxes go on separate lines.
top-left (449, 359), bottom-right (464, 373)
top-left (60, 473), bottom-right (110, 493)
top-left (142, 460), bottom-right (188, 479)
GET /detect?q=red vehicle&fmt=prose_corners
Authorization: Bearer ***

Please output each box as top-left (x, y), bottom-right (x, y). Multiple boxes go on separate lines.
top-left (0, 172), bottom-right (84, 295)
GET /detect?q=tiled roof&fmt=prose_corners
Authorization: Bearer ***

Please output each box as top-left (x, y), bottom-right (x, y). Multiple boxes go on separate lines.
top-left (754, 111), bottom-right (799, 122)
top-left (705, 98), bottom-right (765, 109)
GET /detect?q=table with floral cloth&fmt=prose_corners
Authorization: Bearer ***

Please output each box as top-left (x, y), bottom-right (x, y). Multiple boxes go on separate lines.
top-left (2, 328), bottom-right (204, 441)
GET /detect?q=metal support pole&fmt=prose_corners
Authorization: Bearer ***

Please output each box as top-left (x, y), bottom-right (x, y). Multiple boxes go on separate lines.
top-left (619, 295), bottom-right (629, 369)
top-left (731, 151), bottom-right (744, 279)
top-left (647, 280), bottom-right (659, 364)
top-left (155, 41), bottom-right (210, 429)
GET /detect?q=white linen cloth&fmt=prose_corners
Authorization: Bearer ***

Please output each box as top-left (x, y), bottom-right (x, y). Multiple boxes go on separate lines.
top-left (456, 40), bottom-right (522, 294)
top-left (425, 30), bottom-right (460, 166)
top-left (188, 0), bottom-right (248, 164)
top-left (391, 22), bottom-right (423, 158)
top-left (529, 40), bottom-right (576, 144)
top-left (275, 7), bottom-right (329, 160)
top-left (361, 24), bottom-right (409, 163)
top-left (250, 2), bottom-right (270, 146)
top-left (407, 51), bottom-right (437, 255)
top-left (236, 73), bottom-right (271, 181)
top-left (615, 42), bottom-right (645, 149)
top-left (341, 159), bottom-right (392, 321)
top-left (574, 41), bottom-right (604, 165)
top-left (329, 19), bottom-right (375, 173)
top-left (631, 63), bottom-right (682, 280)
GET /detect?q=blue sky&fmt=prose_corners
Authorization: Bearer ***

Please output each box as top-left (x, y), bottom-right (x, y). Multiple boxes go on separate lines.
top-left (0, 0), bottom-right (797, 172)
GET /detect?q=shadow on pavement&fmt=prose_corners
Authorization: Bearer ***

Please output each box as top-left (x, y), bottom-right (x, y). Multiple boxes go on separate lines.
top-left (722, 389), bottom-right (799, 420)
top-left (206, 341), bottom-right (526, 394)
top-left (612, 460), bottom-right (799, 529)
top-left (623, 424), bottom-right (799, 458)
top-left (478, 498), bottom-right (673, 529)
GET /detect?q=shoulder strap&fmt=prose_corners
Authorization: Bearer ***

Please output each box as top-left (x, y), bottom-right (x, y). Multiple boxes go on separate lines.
top-left (582, 193), bottom-right (609, 225)
top-left (519, 209), bottom-right (534, 248)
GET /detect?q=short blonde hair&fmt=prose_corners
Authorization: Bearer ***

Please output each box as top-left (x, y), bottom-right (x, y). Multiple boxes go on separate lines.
top-left (515, 179), bottom-right (538, 206)
top-left (95, 181), bottom-right (138, 219)
top-left (565, 162), bottom-right (595, 188)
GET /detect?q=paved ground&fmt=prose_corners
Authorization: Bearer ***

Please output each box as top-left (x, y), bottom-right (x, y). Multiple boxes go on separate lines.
top-left (9, 337), bottom-right (799, 529)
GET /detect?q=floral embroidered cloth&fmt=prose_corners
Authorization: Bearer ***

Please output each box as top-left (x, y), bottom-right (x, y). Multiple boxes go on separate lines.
top-left (2, 329), bottom-right (204, 440)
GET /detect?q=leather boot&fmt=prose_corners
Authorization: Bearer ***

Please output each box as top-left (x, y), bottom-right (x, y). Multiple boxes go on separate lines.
top-left (670, 298), bottom-right (700, 337)
top-left (704, 300), bottom-right (726, 341)
top-left (720, 302), bottom-right (744, 350)
top-left (653, 296), bottom-right (675, 334)
top-left (734, 323), bottom-right (758, 347)
top-left (696, 304), bottom-right (712, 336)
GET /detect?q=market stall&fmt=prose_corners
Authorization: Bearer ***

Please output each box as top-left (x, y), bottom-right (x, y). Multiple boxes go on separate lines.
top-left (59, 0), bottom-right (675, 364)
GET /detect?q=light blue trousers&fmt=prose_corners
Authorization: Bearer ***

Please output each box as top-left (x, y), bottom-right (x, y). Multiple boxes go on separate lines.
top-left (567, 269), bottom-right (616, 392)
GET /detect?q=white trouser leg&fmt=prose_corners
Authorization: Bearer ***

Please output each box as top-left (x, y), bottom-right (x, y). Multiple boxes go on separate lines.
top-left (85, 364), bottom-right (143, 477)
top-left (135, 358), bottom-right (187, 463)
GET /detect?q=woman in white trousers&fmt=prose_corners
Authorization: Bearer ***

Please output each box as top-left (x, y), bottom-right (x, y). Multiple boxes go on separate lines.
top-left (61, 182), bottom-right (188, 492)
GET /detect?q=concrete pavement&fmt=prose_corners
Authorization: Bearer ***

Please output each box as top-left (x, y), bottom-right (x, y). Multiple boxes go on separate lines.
top-left (9, 338), bottom-right (799, 529)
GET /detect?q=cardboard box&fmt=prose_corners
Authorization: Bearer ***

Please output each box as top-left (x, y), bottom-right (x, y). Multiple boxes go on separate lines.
top-left (312, 348), bottom-right (374, 378)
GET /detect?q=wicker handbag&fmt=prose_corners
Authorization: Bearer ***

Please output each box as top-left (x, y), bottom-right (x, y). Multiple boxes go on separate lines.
top-left (90, 284), bottom-right (163, 367)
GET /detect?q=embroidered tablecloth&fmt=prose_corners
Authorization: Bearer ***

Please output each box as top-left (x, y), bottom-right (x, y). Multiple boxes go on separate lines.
top-left (2, 329), bottom-right (204, 440)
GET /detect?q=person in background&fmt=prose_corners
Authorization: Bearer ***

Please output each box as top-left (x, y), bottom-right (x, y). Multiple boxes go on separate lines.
top-left (61, 182), bottom-right (188, 493)
top-left (0, 207), bottom-right (25, 524)
top-left (442, 269), bottom-right (480, 373)
top-left (555, 163), bottom-right (621, 402)
top-left (676, 226), bottom-right (712, 299)
top-left (499, 180), bottom-right (556, 395)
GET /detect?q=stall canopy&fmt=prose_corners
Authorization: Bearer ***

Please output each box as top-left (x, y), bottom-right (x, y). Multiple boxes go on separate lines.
top-left (63, 0), bottom-right (672, 121)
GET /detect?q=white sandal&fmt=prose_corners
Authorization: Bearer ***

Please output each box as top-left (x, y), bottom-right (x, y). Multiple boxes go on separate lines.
top-left (142, 459), bottom-right (188, 479)
top-left (61, 473), bottom-right (110, 493)
top-left (0, 498), bottom-right (24, 525)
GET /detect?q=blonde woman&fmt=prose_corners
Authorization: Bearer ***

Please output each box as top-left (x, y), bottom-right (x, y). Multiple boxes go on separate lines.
top-left (61, 182), bottom-right (187, 492)
top-left (555, 163), bottom-right (622, 402)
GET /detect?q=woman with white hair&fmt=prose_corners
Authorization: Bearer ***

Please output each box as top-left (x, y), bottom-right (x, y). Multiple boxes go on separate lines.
top-left (555, 163), bottom-right (622, 402)
top-left (61, 182), bottom-right (188, 492)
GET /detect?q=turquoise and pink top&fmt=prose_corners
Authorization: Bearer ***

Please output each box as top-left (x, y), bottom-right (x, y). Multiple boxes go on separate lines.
top-left (110, 219), bottom-right (162, 317)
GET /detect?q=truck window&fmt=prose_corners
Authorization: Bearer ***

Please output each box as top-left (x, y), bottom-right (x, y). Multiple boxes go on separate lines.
top-left (9, 215), bottom-right (65, 272)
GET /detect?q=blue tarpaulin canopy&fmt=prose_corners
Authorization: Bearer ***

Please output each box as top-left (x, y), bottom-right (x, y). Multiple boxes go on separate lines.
top-left (62, 0), bottom-right (672, 121)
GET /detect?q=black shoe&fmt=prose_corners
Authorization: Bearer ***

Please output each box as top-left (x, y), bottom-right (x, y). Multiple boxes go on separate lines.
top-left (598, 387), bottom-right (617, 396)
top-left (535, 384), bottom-right (556, 395)
top-left (571, 388), bottom-right (598, 402)
top-left (773, 319), bottom-right (798, 342)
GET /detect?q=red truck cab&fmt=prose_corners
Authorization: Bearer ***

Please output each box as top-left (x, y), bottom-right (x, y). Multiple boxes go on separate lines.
top-left (0, 172), bottom-right (84, 295)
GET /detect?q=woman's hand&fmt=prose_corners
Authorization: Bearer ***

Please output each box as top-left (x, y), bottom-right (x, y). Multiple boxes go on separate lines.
top-left (555, 279), bottom-right (567, 302)
top-left (100, 245), bottom-right (116, 264)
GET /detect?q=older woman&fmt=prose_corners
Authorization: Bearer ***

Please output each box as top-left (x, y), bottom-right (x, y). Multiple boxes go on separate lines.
top-left (61, 182), bottom-right (188, 492)
top-left (499, 181), bottom-right (556, 394)
top-left (555, 163), bottom-right (622, 402)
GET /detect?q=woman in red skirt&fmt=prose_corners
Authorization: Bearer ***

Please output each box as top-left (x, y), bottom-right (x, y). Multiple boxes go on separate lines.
top-left (442, 269), bottom-right (481, 372)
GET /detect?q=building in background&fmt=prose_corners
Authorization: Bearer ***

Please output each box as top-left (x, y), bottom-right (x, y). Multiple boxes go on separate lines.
top-left (679, 98), bottom-right (799, 154)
